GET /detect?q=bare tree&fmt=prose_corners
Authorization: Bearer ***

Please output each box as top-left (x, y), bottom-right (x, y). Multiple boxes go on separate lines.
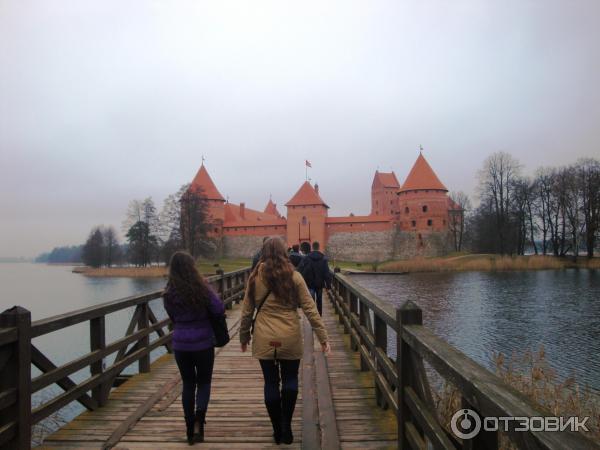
top-left (449, 191), bottom-right (470, 252)
top-left (82, 227), bottom-right (104, 267)
top-left (102, 226), bottom-right (120, 267)
top-left (159, 184), bottom-right (190, 263)
top-left (180, 186), bottom-right (211, 258)
top-left (533, 168), bottom-right (554, 254)
top-left (577, 158), bottom-right (600, 257)
top-left (478, 152), bottom-right (522, 254)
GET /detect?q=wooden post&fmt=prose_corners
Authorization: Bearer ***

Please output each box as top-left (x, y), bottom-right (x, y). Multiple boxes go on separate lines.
top-left (461, 397), bottom-right (498, 450)
top-left (90, 316), bottom-right (108, 406)
top-left (396, 301), bottom-right (422, 450)
top-left (0, 306), bottom-right (32, 450)
top-left (138, 303), bottom-right (150, 373)
top-left (349, 293), bottom-right (358, 351)
top-left (217, 269), bottom-right (230, 310)
top-left (358, 302), bottom-right (369, 371)
top-left (374, 314), bottom-right (388, 408)
top-left (341, 286), bottom-right (349, 331)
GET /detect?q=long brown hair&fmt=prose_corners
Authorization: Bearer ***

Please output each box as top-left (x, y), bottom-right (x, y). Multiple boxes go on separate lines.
top-left (167, 251), bottom-right (211, 309)
top-left (248, 237), bottom-right (299, 307)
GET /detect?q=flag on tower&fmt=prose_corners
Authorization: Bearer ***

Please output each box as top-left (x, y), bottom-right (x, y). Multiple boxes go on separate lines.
top-left (305, 160), bottom-right (312, 168)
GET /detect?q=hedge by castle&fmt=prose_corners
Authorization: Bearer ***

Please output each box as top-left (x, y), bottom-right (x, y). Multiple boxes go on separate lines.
top-left (186, 153), bottom-right (462, 262)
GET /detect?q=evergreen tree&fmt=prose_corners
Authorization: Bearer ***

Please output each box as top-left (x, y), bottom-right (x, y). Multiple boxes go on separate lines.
top-left (126, 221), bottom-right (158, 266)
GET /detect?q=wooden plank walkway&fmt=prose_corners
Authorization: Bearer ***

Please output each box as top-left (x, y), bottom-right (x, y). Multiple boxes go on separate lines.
top-left (39, 293), bottom-right (396, 449)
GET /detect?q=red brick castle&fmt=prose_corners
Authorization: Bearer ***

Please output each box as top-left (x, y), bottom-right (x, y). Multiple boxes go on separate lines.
top-left (186, 153), bottom-right (461, 262)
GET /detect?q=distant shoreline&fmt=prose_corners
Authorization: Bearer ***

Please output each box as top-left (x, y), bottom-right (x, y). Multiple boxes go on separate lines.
top-left (73, 266), bottom-right (168, 278)
top-left (337, 254), bottom-right (600, 273)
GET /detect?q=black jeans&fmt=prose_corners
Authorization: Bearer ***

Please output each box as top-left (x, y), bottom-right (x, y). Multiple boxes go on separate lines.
top-left (174, 347), bottom-right (215, 419)
top-left (259, 359), bottom-right (300, 403)
top-left (309, 288), bottom-right (323, 316)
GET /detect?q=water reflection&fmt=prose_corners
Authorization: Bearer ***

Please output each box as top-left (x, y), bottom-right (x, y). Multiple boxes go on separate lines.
top-left (352, 269), bottom-right (600, 392)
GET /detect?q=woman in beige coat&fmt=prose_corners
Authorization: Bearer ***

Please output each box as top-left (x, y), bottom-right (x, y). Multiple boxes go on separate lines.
top-left (240, 237), bottom-right (330, 445)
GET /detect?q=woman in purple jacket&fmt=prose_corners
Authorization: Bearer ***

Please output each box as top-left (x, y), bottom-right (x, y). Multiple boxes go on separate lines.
top-left (163, 251), bottom-right (225, 445)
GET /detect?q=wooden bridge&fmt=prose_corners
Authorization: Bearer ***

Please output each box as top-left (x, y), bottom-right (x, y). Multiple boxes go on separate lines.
top-left (0, 267), bottom-right (597, 449)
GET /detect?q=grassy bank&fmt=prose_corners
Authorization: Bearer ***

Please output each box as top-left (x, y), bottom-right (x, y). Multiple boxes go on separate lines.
top-left (75, 258), bottom-right (251, 278)
top-left (334, 254), bottom-right (600, 274)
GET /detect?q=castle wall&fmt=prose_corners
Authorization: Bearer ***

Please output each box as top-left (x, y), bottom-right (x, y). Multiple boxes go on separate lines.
top-left (223, 224), bottom-right (286, 236)
top-left (326, 229), bottom-right (395, 262)
top-left (222, 234), bottom-right (286, 259)
top-left (392, 230), bottom-right (453, 259)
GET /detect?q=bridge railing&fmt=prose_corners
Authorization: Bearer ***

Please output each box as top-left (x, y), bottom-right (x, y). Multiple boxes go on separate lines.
top-left (329, 269), bottom-right (597, 450)
top-left (0, 266), bottom-right (251, 450)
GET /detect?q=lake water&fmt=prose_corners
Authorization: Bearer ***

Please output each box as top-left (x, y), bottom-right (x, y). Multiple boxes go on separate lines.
top-left (0, 263), bottom-right (168, 441)
top-left (351, 269), bottom-right (600, 393)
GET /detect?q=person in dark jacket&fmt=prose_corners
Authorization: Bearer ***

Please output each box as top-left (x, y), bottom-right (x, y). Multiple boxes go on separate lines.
top-left (163, 251), bottom-right (225, 445)
top-left (297, 241), bottom-right (331, 315)
top-left (300, 241), bottom-right (311, 256)
top-left (288, 244), bottom-right (303, 267)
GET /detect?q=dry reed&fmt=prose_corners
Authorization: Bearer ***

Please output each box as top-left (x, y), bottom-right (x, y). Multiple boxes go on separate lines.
top-left (431, 346), bottom-right (599, 448)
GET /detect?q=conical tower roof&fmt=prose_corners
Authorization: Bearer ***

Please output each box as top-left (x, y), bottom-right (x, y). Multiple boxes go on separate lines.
top-left (189, 164), bottom-right (225, 201)
top-left (399, 154), bottom-right (447, 192)
top-left (264, 199), bottom-right (281, 217)
top-left (285, 181), bottom-right (329, 208)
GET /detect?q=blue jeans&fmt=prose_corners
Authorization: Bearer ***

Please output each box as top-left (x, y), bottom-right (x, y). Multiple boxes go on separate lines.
top-left (174, 347), bottom-right (215, 418)
top-left (309, 288), bottom-right (323, 316)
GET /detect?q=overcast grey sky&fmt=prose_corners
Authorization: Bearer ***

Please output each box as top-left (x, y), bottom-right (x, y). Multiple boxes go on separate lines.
top-left (1, 0), bottom-right (599, 257)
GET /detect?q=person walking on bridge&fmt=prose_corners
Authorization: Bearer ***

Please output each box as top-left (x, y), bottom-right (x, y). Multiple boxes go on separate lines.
top-left (297, 241), bottom-right (332, 315)
top-left (239, 237), bottom-right (330, 445)
top-left (163, 251), bottom-right (225, 445)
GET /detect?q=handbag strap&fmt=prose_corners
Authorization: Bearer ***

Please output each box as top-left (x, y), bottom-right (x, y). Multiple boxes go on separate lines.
top-left (251, 289), bottom-right (271, 334)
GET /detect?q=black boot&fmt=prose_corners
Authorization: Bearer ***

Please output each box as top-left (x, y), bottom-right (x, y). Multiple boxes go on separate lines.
top-left (265, 401), bottom-right (282, 444)
top-left (185, 416), bottom-right (195, 445)
top-left (280, 389), bottom-right (298, 445)
top-left (194, 410), bottom-right (206, 443)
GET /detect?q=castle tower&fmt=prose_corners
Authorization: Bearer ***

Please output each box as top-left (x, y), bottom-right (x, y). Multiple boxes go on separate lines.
top-left (187, 164), bottom-right (226, 235)
top-left (285, 181), bottom-right (329, 247)
top-left (397, 153), bottom-right (450, 232)
top-left (371, 171), bottom-right (400, 216)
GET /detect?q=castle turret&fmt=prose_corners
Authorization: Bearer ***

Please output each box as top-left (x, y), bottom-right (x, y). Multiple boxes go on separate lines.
top-left (397, 153), bottom-right (450, 232)
top-left (285, 181), bottom-right (328, 247)
top-left (186, 164), bottom-right (226, 236)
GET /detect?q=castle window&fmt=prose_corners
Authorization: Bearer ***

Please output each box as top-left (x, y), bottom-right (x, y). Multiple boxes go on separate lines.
top-left (390, 200), bottom-right (393, 205)
top-left (443, 220), bottom-right (446, 225)
top-left (376, 200), bottom-right (378, 206)
top-left (214, 228), bottom-right (219, 233)
top-left (422, 205), bottom-right (428, 212)
top-left (427, 219), bottom-right (432, 226)
top-left (405, 207), bottom-right (409, 214)
top-left (302, 216), bottom-right (307, 225)
top-left (411, 220), bottom-right (416, 227)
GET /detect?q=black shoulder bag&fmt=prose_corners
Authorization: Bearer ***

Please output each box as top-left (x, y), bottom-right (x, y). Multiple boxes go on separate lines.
top-left (251, 290), bottom-right (271, 335)
top-left (207, 306), bottom-right (230, 348)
